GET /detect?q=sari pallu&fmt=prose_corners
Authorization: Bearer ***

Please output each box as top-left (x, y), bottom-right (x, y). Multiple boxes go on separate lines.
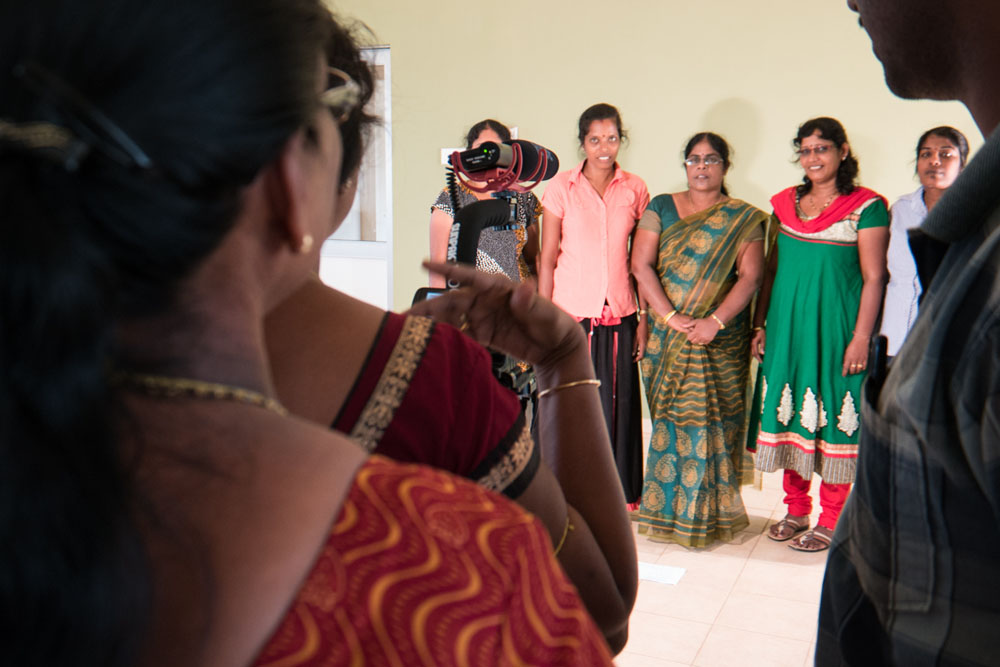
top-left (253, 456), bottom-right (613, 666)
top-left (635, 198), bottom-right (766, 547)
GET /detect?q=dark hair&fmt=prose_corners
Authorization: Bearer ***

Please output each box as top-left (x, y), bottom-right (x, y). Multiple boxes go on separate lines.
top-left (793, 116), bottom-right (859, 196)
top-left (577, 103), bottom-right (627, 145)
top-left (684, 131), bottom-right (732, 196)
top-left (916, 125), bottom-right (970, 169)
top-left (465, 119), bottom-right (511, 150)
top-left (0, 0), bottom-right (331, 663)
top-left (326, 17), bottom-right (378, 186)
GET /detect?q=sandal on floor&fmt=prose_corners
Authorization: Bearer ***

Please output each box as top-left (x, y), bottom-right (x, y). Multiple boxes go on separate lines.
top-left (788, 527), bottom-right (833, 552)
top-left (767, 516), bottom-right (809, 542)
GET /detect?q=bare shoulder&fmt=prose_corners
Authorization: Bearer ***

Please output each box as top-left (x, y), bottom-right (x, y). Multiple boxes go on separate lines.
top-left (266, 279), bottom-right (386, 424)
top-left (140, 414), bottom-right (368, 667)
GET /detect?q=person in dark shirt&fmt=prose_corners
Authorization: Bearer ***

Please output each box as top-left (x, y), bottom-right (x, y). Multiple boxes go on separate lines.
top-left (818, 1), bottom-right (1000, 665)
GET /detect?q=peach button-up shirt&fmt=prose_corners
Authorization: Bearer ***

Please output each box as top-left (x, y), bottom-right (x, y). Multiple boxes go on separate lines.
top-left (542, 161), bottom-right (649, 318)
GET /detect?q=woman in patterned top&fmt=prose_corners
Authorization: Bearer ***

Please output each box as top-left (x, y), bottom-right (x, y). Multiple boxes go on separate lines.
top-left (428, 119), bottom-right (542, 286)
top-left (750, 117), bottom-right (889, 553)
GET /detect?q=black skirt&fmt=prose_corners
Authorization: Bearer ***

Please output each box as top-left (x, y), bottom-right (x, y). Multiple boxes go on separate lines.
top-left (580, 317), bottom-right (643, 503)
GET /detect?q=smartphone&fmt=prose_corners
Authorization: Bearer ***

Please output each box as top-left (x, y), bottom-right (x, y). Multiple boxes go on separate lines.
top-left (411, 287), bottom-right (447, 305)
top-left (868, 334), bottom-right (888, 389)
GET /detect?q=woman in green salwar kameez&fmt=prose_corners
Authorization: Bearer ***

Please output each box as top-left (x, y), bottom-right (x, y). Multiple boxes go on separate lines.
top-left (749, 117), bottom-right (888, 553)
top-left (631, 133), bottom-right (767, 547)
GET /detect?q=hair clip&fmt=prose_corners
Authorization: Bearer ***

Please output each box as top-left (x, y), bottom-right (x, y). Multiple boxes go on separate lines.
top-left (13, 61), bottom-right (153, 171)
top-left (0, 118), bottom-right (91, 170)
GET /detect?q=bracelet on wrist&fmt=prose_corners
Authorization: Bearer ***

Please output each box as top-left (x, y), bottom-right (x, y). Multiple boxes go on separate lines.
top-left (537, 378), bottom-right (601, 399)
top-left (553, 515), bottom-right (575, 556)
top-left (710, 313), bottom-right (726, 330)
top-left (662, 309), bottom-right (678, 325)
top-left (752, 326), bottom-right (764, 332)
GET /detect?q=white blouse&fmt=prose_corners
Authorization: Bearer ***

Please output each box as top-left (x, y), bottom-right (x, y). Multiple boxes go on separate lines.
top-left (880, 187), bottom-right (927, 356)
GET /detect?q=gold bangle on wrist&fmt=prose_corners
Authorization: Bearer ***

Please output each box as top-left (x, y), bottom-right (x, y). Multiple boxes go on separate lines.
top-left (752, 326), bottom-right (764, 332)
top-left (710, 313), bottom-right (726, 330)
top-left (537, 378), bottom-right (601, 399)
top-left (553, 516), bottom-right (575, 556)
top-left (662, 309), bottom-right (677, 325)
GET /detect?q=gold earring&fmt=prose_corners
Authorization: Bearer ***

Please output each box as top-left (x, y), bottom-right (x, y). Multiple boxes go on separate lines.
top-left (298, 234), bottom-right (314, 254)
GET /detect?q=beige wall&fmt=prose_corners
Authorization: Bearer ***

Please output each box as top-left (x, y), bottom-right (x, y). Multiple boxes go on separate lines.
top-left (329, 0), bottom-right (980, 309)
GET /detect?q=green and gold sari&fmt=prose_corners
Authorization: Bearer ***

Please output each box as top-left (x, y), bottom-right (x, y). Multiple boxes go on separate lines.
top-left (635, 196), bottom-right (766, 547)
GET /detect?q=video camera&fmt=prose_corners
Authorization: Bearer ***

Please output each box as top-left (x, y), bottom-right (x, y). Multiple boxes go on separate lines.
top-left (412, 139), bottom-right (560, 401)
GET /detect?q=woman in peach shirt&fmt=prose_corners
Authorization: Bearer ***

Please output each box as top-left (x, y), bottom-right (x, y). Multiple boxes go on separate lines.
top-left (539, 103), bottom-right (650, 505)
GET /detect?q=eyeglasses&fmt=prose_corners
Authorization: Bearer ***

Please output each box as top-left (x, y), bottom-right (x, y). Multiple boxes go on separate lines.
top-left (796, 145), bottom-right (836, 158)
top-left (320, 67), bottom-right (362, 125)
top-left (918, 148), bottom-right (957, 161)
top-left (684, 155), bottom-right (723, 166)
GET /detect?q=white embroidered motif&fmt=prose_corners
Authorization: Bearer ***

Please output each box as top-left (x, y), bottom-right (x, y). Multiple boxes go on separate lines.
top-left (761, 377), bottom-right (768, 416)
top-left (838, 392), bottom-right (860, 436)
top-left (800, 388), bottom-right (819, 433)
top-left (818, 399), bottom-right (828, 429)
top-left (777, 383), bottom-right (794, 426)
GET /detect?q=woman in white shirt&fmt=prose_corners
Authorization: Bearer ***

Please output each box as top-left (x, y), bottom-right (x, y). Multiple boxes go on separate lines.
top-left (880, 126), bottom-right (969, 356)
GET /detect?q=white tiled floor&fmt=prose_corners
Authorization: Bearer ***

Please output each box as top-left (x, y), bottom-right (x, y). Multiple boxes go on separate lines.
top-left (616, 467), bottom-right (829, 667)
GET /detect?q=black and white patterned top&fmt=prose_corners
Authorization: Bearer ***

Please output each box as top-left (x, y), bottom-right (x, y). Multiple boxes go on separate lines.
top-left (431, 184), bottom-right (541, 283)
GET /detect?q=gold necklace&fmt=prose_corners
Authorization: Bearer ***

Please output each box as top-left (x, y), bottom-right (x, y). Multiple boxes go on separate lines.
top-left (112, 372), bottom-right (288, 416)
top-left (795, 190), bottom-right (836, 219)
top-left (812, 191), bottom-right (836, 212)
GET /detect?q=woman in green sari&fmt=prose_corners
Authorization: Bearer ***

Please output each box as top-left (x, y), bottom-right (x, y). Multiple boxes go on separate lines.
top-left (631, 133), bottom-right (767, 547)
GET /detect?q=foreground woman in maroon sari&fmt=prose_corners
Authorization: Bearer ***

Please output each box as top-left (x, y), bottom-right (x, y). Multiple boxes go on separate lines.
top-left (264, 17), bottom-right (636, 653)
top-left (1, 2), bottom-right (616, 664)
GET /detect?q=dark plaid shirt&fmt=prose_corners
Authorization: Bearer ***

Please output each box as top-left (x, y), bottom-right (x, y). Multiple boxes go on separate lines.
top-left (817, 126), bottom-right (1000, 666)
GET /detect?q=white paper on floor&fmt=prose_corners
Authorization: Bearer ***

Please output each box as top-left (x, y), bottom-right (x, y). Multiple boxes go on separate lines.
top-left (637, 562), bottom-right (685, 585)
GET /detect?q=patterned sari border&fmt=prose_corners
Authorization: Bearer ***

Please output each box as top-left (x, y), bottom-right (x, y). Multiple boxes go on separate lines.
top-left (349, 316), bottom-right (434, 451)
top-left (471, 411), bottom-right (539, 498)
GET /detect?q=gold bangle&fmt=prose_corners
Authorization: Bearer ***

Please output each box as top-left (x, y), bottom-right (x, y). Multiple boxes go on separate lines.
top-left (662, 309), bottom-right (677, 324)
top-left (537, 378), bottom-right (601, 399)
top-left (710, 313), bottom-right (726, 330)
top-left (752, 326), bottom-right (764, 332)
top-left (638, 309), bottom-right (648, 316)
top-left (553, 516), bottom-right (575, 557)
